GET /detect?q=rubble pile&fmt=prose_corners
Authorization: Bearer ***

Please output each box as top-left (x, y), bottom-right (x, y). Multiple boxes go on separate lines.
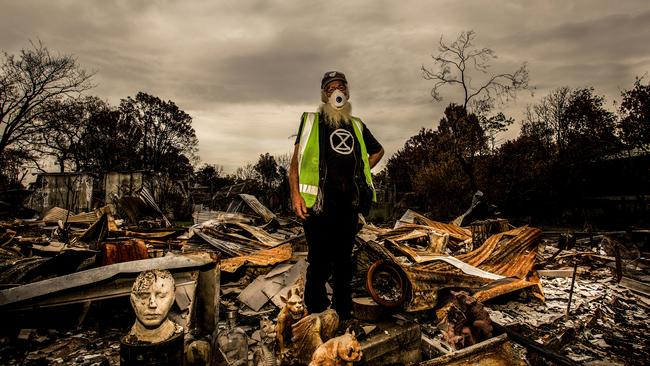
top-left (485, 233), bottom-right (650, 365)
top-left (0, 194), bottom-right (648, 365)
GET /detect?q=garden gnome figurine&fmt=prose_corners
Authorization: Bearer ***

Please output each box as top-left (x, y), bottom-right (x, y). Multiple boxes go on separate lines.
top-left (125, 269), bottom-right (183, 343)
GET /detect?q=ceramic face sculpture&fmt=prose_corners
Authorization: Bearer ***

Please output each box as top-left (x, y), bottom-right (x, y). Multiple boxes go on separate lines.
top-left (131, 269), bottom-right (175, 327)
top-left (126, 269), bottom-right (181, 343)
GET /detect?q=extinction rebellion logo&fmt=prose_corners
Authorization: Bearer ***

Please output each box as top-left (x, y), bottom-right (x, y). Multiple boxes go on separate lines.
top-left (330, 129), bottom-right (354, 155)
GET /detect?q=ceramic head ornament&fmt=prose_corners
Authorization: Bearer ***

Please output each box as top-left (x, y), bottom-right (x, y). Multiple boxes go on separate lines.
top-left (126, 269), bottom-right (182, 343)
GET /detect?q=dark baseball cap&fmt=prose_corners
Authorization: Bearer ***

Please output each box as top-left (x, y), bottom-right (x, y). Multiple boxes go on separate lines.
top-left (321, 71), bottom-right (347, 89)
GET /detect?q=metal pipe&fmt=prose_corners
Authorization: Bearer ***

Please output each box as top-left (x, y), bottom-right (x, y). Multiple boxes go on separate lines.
top-left (565, 260), bottom-right (578, 319)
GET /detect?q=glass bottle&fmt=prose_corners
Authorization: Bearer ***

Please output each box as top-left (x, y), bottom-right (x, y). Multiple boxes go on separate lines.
top-left (215, 310), bottom-right (249, 366)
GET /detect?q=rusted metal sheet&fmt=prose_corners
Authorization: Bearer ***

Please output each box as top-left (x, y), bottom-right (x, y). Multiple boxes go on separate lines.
top-left (120, 230), bottom-right (181, 239)
top-left (384, 241), bottom-right (504, 280)
top-left (194, 215), bottom-right (298, 257)
top-left (469, 219), bottom-right (511, 247)
top-left (220, 243), bottom-right (292, 273)
top-left (420, 226), bottom-right (540, 278)
top-left (397, 210), bottom-right (472, 242)
top-left (378, 224), bottom-right (432, 241)
top-left (361, 225), bottom-right (543, 312)
top-left (98, 239), bottom-right (149, 266)
top-left (474, 277), bottom-right (541, 303)
top-left (419, 334), bottom-right (518, 366)
top-left (404, 226), bottom-right (541, 311)
top-left (0, 253), bottom-right (215, 307)
top-left (378, 225), bottom-right (452, 254)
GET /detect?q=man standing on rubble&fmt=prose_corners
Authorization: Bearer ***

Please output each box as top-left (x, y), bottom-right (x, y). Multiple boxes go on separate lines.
top-left (289, 71), bottom-right (384, 320)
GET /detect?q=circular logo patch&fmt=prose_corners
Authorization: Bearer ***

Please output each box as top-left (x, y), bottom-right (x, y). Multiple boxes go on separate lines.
top-left (330, 129), bottom-right (354, 155)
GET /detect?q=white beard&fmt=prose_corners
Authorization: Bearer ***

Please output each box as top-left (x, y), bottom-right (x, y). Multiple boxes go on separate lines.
top-left (319, 102), bottom-right (352, 128)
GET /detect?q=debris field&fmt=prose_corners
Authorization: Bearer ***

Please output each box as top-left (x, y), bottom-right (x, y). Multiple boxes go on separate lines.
top-left (0, 192), bottom-right (648, 365)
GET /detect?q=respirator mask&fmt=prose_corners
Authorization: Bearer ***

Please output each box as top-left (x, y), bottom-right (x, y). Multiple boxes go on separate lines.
top-left (328, 89), bottom-right (347, 110)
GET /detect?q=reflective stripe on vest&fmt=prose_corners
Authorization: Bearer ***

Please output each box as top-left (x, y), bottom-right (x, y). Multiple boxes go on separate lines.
top-left (297, 113), bottom-right (320, 207)
top-left (297, 112), bottom-right (376, 208)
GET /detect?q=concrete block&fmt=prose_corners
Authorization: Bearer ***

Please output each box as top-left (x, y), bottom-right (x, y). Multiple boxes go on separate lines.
top-left (359, 320), bottom-right (421, 366)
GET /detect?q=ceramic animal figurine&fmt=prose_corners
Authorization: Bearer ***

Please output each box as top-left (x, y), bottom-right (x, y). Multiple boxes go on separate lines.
top-left (275, 286), bottom-right (308, 360)
top-left (290, 309), bottom-right (339, 365)
top-left (309, 329), bottom-right (362, 366)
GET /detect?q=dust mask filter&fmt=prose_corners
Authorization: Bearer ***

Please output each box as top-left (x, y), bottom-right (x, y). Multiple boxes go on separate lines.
top-left (328, 89), bottom-right (347, 110)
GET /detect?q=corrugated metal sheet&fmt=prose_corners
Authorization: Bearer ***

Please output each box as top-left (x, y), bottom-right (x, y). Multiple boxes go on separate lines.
top-left (103, 171), bottom-right (145, 202)
top-left (32, 173), bottom-right (93, 214)
top-left (405, 226), bottom-right (542, 311)
top-left (234, 222), bottom-right (284, 247)
top-left (42, 206), bottom-right (113, 225)
top-left (234, 194), bottom-right (277, 223)
top-left (192, 210), bottom-right (255, 225)
top-left (220, 243), bottom-right (292, 273)
top-left (360, 223), bottom-right (543, 312)
top-left (395, 210), bottom-right (472, 242)
top-left (139, 187), bottom-right (171, 227)
top-left (42, 207), bottom-right (73, 223)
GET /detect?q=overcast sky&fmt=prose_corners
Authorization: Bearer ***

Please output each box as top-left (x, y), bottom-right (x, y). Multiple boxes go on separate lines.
top-left (1, 0), bottom-right (649, 172)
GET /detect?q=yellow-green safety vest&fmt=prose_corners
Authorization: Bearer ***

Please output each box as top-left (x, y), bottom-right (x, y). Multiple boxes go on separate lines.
top-left (297, 112), bottom-right (376, 208)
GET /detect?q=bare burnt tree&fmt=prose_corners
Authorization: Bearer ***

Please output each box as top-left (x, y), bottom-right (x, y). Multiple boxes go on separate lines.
top-left (522, 87), bottom-right (571, 149)
top-left (254, 153), bottom-right (280, 189)
top-left (0, 41), bottom-right (93, 162)
top-left (275, 152), bottom-right (292, 176)
top-left (35, 96), bottom-right (106, 172)
top-left (421, 30), bottom-right (529, 113)
top-left (522, 87), bottom-right (619, 160)
top-left (235, 163), bottom-right (258, 182)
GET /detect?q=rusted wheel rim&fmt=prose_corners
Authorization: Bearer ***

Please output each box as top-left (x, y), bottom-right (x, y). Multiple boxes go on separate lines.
top-left (366, 260), bottom-right (409, 308)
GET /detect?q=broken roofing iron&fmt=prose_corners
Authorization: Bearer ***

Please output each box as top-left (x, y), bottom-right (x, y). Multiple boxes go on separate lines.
top-left (361, 215), bottom-right (543, 312)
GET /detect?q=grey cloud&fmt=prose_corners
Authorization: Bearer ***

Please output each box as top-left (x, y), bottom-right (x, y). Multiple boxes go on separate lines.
top-left (204, 31), bottom-right (353, 104)
top-left (502, 10), bottom-right (650, 63)
top-left (2, 0), bottom-right (649, 171)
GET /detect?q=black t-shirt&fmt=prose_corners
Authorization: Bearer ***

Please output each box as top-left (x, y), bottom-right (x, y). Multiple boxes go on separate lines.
top-left (294, 113), bottom-right (382, 210)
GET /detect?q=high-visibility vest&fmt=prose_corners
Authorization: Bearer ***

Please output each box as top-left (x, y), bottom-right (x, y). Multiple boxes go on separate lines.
top-left (297, 112), bottom-right (376, 208)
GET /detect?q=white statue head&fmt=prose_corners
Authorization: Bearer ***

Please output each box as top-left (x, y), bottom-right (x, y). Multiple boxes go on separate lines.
top-left (130, 269), bottom-right (175, 328)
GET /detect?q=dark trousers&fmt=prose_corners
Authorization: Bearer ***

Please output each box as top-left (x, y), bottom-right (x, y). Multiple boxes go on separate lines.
top-left (303, 206), bottom-right (358, 320)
